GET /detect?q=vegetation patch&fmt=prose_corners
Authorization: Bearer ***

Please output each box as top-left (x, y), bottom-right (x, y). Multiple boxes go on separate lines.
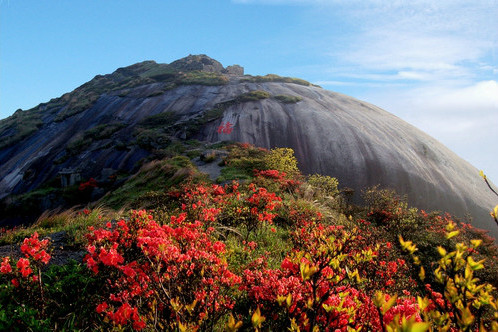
top-left (99, 156), bottom-right (205, 209)
top-left (0, 109), bottom-right (43, 149)
top-left (180, 90), bottom-right (271, 137)
top-left (65, 135), bottom-right (93, 155)
top-left (273, 94), bottom-right (303, 104)
top-left (241, 73), bottom-right (312, 86)
top-left (138, 111), bottom-right (179, 129)
top-left (176, 70), bottom-right (229, 86)
top-left (235, 90), bottom-right (271, 102)
top-left (0, 143), bottom-right (497, 331)
top-left (65, 123), bottom-right (125, 155)
top-left (53, 62), bottom-right (229, 122)
top-left (0, 207), bottom-right (111, 247)
top-left (134, 129), bottom-right (171, 151)
top-left (84, 123), bottom-right (126, 141)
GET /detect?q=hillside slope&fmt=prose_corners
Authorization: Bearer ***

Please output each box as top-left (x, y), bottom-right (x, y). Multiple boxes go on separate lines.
top-left (0, 55), bottom-right (496, 237)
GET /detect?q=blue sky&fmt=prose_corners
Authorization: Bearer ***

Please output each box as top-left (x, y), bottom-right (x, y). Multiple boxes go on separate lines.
top-left (1, 0), bottom-right (497, 181)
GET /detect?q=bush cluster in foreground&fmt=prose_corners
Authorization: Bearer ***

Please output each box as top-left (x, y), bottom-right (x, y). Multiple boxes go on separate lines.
top-left (0, 144), bottom-right (497, 331)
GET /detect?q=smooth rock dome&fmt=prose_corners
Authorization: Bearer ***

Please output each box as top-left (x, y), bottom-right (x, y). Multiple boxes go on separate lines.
top-left (196, 83), bottom-right (498, 238)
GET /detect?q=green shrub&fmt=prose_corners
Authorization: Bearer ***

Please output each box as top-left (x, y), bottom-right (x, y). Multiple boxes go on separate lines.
top-left (0, 259), bottom-right (101, 331)
top-left (55, 93), bottom-right (100, 121)
top-left (217, 166), bottom-right (253, 183)
top-left (202, 151), bottom-right (217, 163)
top-left (186, 149), bottom-right (202, 159)
top-left (65, 123), bottom-right (125, 155)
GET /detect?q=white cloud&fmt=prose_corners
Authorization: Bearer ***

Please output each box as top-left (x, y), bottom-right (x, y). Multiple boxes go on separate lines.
top-left (363, 80), bottom-right (498, 179)
top-left (329, 2), bottom-right (498, 83)
top-left (367, 80), bottom-right (498, 128)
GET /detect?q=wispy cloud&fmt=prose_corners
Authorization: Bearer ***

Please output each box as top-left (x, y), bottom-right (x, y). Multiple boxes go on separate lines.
top-left (328, 1), bottom-right (497, 83)
top-left (236, 0), bottom-right (497, 84)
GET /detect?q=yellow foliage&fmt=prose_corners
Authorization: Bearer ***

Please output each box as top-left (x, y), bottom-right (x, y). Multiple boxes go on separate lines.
top-left (307, 174), bottom-right (339, 197)
top-left (263, 147), bottom-right (299, 175)
top-left (251, 307), bottom-right (266, 330)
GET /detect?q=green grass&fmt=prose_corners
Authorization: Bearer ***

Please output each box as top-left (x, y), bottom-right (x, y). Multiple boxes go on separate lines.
top-left (216, 166), bottom-right (253, 183)
top-left (226, 222), bottom-right (292, 272)
top-left (53, 63), bottom-right (228, 122)
top-left (18, 61), bottom-right (231, 124)
top-left (236, 90), bottom-right (271, 102)
top-left (99, 156), bottom-right (204, 209)
top-left (65, 135), bottom-right (93, 155)
top-left (0, 207), bottom-right (110, 247)
top-left (176, 71), bottom-right (229, 86)
top-left (184, 139), bottom-right (202, 147)
top-left (54, 93), bottom-right (101, 122)
top-left (0, 109), bottom-right (43, 149)
top-left (185, 149), bottom-right (202, 159)
top-left (138, 112), bottom-right (180, 129)
top-left (140, 63), bottom-right (176, 79)
top-left (84, 123), bottom-right (126, 140)
top-left (273, 94), bottom-right (303, 104)
top-left (240, 74), bottom-right (312, 86)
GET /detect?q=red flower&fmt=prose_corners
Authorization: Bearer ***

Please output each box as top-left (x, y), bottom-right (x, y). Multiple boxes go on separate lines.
top-left (96, 302), bottom-right (108, 314)
top-left (0, 257), bottom-right (12, 274)
top-left (17, 258), bottom-right (33, 277)
top-left (20, 232), bottom-right (51, 264)
top-left (98, 247), bottom-right (124, 267)
top-left (11, 278), bottom-right (19, 287)
top-left (217, 121), bottom-right (234, 134)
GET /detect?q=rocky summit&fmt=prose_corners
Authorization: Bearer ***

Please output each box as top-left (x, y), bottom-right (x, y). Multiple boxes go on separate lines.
top-left (0, 55), bottom-right (496, 237)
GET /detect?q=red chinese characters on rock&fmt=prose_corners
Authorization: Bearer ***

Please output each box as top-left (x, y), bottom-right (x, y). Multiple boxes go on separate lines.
top-left (217, 121), bottom-right (234, 134)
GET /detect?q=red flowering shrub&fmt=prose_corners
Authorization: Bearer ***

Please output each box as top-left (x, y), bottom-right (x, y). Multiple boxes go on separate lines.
top-left (238, 223), bottom-right (383, 331)
top-left (85, 210), bottom-right (241, 330)
top-left (174, 181), bottom-right (283, 238)
top-left (20, 232), bottom-right (51, 264)
top-left (0, 232), bottom-right (51, 285)
top-left (1, 146), bottom-right (497, 330)
top-left (253, 169), bottom-right (302, 193)
top-left (0, 231), bottom-right (52, 326)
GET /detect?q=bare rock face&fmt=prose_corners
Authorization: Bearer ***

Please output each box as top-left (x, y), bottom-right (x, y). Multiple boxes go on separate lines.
top-left (0, 55), bottom-right (496, 237)
top-left (169, 54), bottom-right (225, 73)
top-left (196, 83), bottom-right (497, 238)
top-left (225, 65), bottom-right (244, 76)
